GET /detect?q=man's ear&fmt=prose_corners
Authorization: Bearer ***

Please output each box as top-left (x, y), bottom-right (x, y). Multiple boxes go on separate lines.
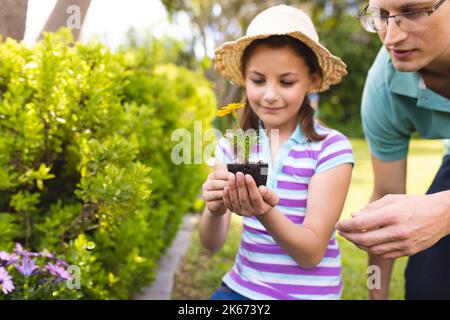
top-left (307, 72), bottom-right (321, 91)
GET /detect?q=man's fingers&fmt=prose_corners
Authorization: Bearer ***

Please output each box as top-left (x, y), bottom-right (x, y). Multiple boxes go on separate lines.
top-left (339, 227), bottom-right (413, 259)
top-left (381, 250), bottom-right (407, 259)
top-left (355, 194), bottom-right (403, 216)
top-left (336, 209), bottom-right (393, 233)
top-left (367, 240), bottom-right (406, 257)
top-left (338, 226), bottom-right (397, 247)
top-left (354, 243), bottom-right (370, 252)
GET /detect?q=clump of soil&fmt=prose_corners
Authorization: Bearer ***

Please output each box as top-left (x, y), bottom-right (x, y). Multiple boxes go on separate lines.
top-left (227, 161), bottom-right (268, 187)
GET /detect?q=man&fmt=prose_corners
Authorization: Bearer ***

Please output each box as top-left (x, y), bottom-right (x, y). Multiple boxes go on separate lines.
top-left (335, 0), bottom-right (450, 299)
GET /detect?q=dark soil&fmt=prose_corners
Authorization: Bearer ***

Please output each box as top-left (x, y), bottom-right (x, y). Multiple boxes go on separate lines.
top-left (227, 161), bottom-right (268, 187)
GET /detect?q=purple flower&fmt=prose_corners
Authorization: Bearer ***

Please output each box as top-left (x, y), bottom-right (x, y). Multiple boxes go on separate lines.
top-left (0, 266), bottom-right (15, 295)
top-left (14, 243), bottom-right (33, 257)
top-left (14, 256), bottom-right (40, 276)
top-left (55, 259), bottom-right (69, 267)
top-left (0, 251), bottom-right (9, 262)
top-left (0, 251), bottom-right (20, 266)
top-left (45, 263), bottom-right (71, 281)
top-left (15, 243), bottom-right (24, 254)
top-left (39, 249), bottom-right (55, 259)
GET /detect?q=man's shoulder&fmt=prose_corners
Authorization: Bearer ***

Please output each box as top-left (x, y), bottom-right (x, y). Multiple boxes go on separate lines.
top-left (362, 47), bottom-right (399, 114)
top-left (361, 48), bottom-right (414, 162)
top-left (366, 47), bottom-right (393, 88)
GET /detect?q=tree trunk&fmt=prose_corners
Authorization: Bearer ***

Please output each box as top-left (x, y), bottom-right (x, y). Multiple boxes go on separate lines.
top-left (38, 0), bottom-right (91, 41)
top-left (0, 0), bottom-right (28, 41)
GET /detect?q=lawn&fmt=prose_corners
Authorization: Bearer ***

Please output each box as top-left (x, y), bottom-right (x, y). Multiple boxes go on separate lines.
top-left (172, 139), bottom-right (445, 300)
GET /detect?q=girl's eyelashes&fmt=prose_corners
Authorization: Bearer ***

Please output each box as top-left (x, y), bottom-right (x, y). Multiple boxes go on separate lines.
top-left (251, 79), bottom-right (265, 84)
top-left (249, 79), bottom-right (296, 86)
top-left (280, 81), bottom-right (295, 86)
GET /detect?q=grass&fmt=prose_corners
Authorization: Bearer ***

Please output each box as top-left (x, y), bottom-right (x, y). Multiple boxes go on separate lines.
top-left (172, 139), bottom-right (445, 300)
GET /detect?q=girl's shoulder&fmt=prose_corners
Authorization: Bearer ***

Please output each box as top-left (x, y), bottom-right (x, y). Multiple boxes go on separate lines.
top-left (311, 122), bottom-right (354, 173)
top-left (314, 122), bottom-right (352, 149)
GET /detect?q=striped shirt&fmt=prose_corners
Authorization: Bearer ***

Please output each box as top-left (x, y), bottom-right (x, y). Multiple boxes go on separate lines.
top-left (214, 120), bottom-right (354, 300)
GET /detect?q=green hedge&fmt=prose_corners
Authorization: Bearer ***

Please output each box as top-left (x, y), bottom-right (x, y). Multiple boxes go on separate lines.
top-left (0, 29), bottom-right (216, 299)
top-left (314, 10), bottom-right (381, 137)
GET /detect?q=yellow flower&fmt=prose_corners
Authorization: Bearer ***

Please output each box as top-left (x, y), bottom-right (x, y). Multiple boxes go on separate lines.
top-left (216, 102), bottom-right (245, 117)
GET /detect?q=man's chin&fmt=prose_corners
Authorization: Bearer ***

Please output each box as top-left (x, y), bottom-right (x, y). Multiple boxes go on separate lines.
top-left (389, 52), bottom-right (424, 72)
top-left (390, 59), bottom-right (421, 72)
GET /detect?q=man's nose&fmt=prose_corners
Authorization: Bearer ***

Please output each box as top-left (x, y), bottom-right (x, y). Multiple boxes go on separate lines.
top-left (382, 17), bottom-right (408, 47)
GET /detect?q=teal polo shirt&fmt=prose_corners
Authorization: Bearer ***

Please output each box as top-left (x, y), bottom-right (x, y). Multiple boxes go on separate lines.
top-left (361, 47), bottom-right (450, 161)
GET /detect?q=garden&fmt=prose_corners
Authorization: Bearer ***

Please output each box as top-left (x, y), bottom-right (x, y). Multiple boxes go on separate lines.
top-left (1, 0), bottom-right (447, 300)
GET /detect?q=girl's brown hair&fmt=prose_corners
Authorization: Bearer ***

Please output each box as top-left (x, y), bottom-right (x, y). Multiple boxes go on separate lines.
top-left (240, 35), bottom-right (325, 142)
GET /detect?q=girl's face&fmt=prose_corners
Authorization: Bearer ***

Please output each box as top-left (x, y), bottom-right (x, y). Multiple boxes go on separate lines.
top-left (244, 44), bottom-right (320, 132)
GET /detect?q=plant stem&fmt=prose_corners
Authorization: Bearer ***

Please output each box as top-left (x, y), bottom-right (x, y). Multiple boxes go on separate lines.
top-left (245, 135), bottom-right (249, 164)
top-left (231, 111), bottom-right (249, 163)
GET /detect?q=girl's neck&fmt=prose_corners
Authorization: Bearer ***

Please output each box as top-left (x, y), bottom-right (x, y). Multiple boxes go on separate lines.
top-left (263, 116), bottom-right (300, 142)
top-left (263, 117), bottom-right (300, 166)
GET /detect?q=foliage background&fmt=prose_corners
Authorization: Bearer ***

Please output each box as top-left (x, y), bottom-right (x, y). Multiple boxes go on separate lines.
top-left (161, 0), bottom-right (382, 137)
top-left (0, 29), bottom-right (216, 299)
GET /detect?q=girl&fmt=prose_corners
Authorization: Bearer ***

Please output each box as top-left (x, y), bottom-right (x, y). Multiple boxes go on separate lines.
top-left (200, 5), bottom-right (354, 300)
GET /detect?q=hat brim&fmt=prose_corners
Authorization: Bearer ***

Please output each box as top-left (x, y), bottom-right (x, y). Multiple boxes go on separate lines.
top-left (213, 31), bottom-right (347, 92)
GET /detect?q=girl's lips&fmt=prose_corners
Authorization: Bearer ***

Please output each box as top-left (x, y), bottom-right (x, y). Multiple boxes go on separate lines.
top-left (391, 49), bottom-right (414, 60)
top-left (262, 106), bottom-right (284, 113)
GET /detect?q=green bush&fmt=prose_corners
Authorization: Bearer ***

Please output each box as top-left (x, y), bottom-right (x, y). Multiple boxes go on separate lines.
top-left (0, 29), bottom-right (216, 299)
top-left (313, 7), bottom-right (381, 137)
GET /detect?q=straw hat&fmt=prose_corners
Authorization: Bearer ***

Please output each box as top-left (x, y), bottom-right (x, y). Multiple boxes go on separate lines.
top-left (213, 5), bottom-right (347, 92)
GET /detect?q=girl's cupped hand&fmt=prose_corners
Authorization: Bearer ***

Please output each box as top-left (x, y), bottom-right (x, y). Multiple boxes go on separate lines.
top-left (223, 172), bottom-right (279, 217)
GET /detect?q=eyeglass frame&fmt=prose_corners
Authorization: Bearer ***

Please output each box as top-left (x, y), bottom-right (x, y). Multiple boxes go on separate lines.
top-left (359, 0), bottom-right (447, 33)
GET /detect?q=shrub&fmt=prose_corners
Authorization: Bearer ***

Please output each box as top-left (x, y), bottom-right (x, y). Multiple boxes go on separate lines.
top-left (0, 29), bottom-right (216, 299)
top-left (313, 7), bottom-right (381, 137)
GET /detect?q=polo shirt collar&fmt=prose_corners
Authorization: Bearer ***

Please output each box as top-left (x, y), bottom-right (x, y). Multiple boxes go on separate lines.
top-left (389, 70), bottom-right (421, 98)
top-left (389, 64), bottom-right (450, 113)
top-left (258, 120), bottom-right (305, 144)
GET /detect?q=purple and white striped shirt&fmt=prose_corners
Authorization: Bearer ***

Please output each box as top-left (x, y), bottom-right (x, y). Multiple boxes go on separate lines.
top-left (215, 120), bottom-right (354, 300)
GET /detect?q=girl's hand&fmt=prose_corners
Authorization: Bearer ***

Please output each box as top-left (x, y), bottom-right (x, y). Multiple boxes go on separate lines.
top-left (202, 170), bottom-right (229, 216)
top-left (224, 172), bottom-right (279, 217)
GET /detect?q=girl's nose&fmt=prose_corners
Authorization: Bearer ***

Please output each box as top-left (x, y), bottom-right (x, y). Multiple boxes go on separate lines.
top-left (263, 85), bottom-right (280, 104)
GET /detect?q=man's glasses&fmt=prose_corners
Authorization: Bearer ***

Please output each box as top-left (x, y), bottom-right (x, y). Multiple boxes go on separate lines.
top-left (359, 0), bottom-right (447, 33)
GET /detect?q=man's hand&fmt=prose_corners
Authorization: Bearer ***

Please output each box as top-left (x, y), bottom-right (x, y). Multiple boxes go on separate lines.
top-left (335, 192), bottom-right (450, 259)
top-left (223, 172), bottom-right (279, 217)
